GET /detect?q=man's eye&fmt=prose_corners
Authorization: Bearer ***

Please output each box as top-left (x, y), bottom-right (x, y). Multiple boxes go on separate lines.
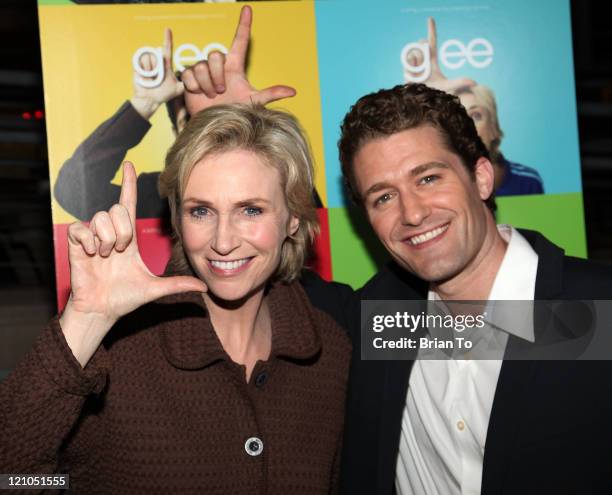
top-left (420, 175), bottom-right (439, 185)
top-left (374, 193), bottom-right (393, 206)
top-left (190, 206), bottom-right (209, 218)
top-left (470, 111), bottom-right (483, 122)
top-left (244, 206), bottom-right (263, 216)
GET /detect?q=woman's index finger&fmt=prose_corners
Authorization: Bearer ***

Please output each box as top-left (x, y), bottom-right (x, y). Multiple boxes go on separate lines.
top-left (228, 5), bottom-right (252, 71)
top-left (119, 161), bottom-right (138, 226)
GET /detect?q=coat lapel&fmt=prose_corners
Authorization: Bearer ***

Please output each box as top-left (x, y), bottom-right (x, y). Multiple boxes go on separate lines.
top-left (377, 359), bottom-right (414, 494)
top-left (482, 229), bottom-right (565, 494)
top-left (372, 264), bottom-right (427, 493)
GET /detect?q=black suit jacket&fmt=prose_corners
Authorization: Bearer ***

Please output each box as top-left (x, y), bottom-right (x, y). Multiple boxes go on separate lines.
top-left (318, 230), bottom-right (612, 495)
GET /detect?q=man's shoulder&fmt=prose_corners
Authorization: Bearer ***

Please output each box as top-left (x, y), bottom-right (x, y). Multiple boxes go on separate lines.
top-left (299, 269), bottom-right (357, 330)
top-left (519, 228), bottom-right (612, 298)
top-left (360, 262), bottom-right (427, 300)
top-left (561, 255), bottom-right (612, 298)
top-left (298, 265), bottom-right (426, 331)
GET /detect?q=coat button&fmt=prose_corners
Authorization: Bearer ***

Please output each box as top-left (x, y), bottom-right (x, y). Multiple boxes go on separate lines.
top-left (255, 371), bottom-right (268, 388)
top-left (245, 437), bottom-right (264, 456)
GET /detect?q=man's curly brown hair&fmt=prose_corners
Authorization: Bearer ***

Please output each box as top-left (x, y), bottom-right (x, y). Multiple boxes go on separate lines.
top-left (338, 83), bottom-right (496, 212)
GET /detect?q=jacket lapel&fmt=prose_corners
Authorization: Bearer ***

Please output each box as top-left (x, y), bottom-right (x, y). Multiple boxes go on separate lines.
top-left (372, 264), bottom-right (427, 493)
top-left (377, 359), bottom-right (414, 494)
top-left (482, 229), bottom-right (565, 494)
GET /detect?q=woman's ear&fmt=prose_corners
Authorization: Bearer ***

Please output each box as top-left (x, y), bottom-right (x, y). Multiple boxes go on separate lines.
top-left (288, 215), bottom-right (300, 237)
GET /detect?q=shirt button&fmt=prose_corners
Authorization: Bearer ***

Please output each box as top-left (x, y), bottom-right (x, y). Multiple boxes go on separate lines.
top-left (245, 437), bottom-right (264, 457)
top-left (457, 420), bottom-right (465, 432)
top-left (255, 371), bottom-right (268, 388)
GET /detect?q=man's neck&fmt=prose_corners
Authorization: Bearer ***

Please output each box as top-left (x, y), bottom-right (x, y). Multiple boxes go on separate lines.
top-left (432, 221), bottom-right (508, 301)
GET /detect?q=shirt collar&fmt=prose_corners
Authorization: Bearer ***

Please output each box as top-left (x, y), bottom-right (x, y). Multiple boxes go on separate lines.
top-left (159, 281), bottom-right (322, 370)
top-left (486, 225), bottom-right (538, 343)
top-left (428, 225), bottom-right (538, 344)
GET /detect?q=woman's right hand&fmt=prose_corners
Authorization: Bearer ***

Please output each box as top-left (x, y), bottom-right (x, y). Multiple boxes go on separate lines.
top-left (59, 162), bottom-right (207, 367)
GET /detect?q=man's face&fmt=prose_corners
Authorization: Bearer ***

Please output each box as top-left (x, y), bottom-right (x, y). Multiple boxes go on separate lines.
top-left (353, 125), bottom-right (494, 284)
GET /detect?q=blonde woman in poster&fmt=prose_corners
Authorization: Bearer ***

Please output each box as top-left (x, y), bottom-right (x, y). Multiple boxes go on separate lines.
top-left (403, 17), bottom-right (544, 197)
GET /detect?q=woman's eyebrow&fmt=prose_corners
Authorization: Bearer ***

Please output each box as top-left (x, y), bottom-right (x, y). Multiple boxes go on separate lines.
top-left (182, 197), bottom-right (213, 206)
top-left (236, 198), bottom-right (272, 205)
top-left (182, 197), bottom-right (273, 206)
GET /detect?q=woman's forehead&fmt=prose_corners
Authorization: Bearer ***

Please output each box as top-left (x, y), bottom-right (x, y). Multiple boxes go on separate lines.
top-left (183, 150), bottom-right (284, 200)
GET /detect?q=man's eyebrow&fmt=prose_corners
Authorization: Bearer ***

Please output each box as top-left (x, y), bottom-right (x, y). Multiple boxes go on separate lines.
top-left (409, 162), bottom-right (450, 177)
top-left (362, 162), bottom-right (450, 198)
top-left (363, 182), bottom-right (391, 198)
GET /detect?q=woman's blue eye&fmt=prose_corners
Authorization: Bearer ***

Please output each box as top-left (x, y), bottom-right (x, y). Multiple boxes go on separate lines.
top-left (190, 206), bottom-right (209, 218)
top-left (470, 111), bottom-right (483, 122)
top-left (244, 206), bottom-right (263, 216)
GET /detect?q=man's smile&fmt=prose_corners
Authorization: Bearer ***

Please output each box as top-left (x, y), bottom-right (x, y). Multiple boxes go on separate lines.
top-left (405, 223), bottom-right (449, 246)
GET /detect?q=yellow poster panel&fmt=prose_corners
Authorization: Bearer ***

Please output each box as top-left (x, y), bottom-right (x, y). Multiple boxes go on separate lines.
top-left (39, 2), bottom-right (326, 224)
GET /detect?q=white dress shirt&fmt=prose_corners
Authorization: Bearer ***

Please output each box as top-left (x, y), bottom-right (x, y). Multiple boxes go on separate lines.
top-left (395, 225), bottom-right (539, 495)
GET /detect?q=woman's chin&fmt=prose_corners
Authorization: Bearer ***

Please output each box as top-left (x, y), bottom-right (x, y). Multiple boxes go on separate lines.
top-left (203, 281), bottom-right (266, 309)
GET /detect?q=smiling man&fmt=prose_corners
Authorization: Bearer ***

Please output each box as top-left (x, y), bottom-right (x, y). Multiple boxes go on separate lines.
top-left (336, 83), bottom-right (612, 494)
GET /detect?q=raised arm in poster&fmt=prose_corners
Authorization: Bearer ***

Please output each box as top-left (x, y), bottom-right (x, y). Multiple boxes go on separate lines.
top-left (402, 17), bottom-right (544, 196)
top-left (53, 7), bottom-right (301, 222)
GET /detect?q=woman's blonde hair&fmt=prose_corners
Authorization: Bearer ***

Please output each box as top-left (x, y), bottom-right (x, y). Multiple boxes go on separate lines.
top-left (159, 104), bottom-right (319, 282)
top-left (460, 84), bottom-right (504, 160)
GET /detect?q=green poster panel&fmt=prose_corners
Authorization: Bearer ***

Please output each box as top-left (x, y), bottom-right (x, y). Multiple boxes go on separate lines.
top-left (496, 192), bottom-right (587, 258)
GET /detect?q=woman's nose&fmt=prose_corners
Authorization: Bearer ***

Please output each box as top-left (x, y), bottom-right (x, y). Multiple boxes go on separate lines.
top-left (211, 216), bottom-right (240, 255)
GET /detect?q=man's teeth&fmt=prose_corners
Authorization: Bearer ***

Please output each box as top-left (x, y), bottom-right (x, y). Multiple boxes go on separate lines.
top-left (210, 258), bottom-right (250, 270)
top-left (409, 225), bottom-right (449, 245)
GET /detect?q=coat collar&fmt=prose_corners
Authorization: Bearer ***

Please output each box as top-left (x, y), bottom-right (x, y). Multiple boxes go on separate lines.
top-left (158, 281), bottom-right (322, 370)
top-left (518, 228), bottom-right (565, 299)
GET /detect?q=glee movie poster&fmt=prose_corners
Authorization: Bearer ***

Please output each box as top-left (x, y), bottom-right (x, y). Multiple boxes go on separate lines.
top-left (38, 0), bottom-right (582, 307)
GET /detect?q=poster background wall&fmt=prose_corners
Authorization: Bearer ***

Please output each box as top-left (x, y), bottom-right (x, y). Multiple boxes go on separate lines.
top-left (38, 0), bottom-right (584, 307)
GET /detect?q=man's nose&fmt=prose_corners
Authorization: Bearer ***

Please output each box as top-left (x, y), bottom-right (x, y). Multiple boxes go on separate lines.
top-left (211, 215), bottom-right (240, 255)
top-left (399, 193), bottom-right (431, 226)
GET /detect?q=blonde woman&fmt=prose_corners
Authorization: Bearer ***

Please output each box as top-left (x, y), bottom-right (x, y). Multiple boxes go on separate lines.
top-left (1, 105), bottom-right (350, 494)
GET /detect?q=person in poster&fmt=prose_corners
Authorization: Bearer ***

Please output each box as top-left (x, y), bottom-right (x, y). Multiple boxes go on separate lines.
top-left (53, 7), bottom-right (311, 222)
top-left (403, 17), bottom-right (544, 196)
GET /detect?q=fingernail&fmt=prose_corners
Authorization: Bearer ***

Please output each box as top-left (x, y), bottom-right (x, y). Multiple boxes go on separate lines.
top-left (216, 85), bottom-right (225, 93)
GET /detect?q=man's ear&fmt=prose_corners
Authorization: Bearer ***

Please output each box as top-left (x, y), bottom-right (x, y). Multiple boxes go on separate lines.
top-left (288, 215), bottom-right (300, 237)
top-left (474, 157), bottom-right (495, 200)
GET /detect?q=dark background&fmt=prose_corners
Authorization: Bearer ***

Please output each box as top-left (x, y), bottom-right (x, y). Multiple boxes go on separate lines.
top-left (0, 0), bottom-right (611, 376)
